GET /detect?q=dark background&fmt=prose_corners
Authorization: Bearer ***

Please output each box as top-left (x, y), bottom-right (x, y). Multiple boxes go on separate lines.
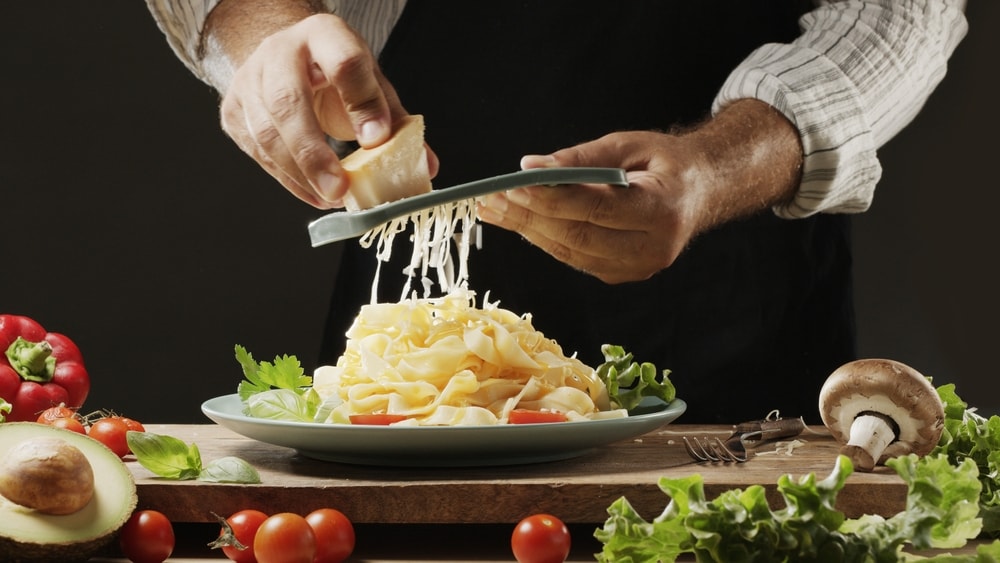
top-left (1, 3), bottom-right (996, 423)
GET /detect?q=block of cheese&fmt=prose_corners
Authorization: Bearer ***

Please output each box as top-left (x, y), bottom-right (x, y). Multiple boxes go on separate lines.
top-left (340, 114), bottom-right (433, 211)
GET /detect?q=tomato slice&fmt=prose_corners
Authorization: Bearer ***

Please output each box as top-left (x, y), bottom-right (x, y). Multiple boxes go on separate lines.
top-left (508, 409), bottom-right (568, 424)
top-left (349, 414), bottom-right (409, 425)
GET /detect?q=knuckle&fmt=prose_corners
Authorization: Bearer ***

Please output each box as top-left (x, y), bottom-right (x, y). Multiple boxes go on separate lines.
top-left (561, 222), bottom-right (593, 251)
top-left (291, 141), bottom-right (334, 173)
top-left (328, 44), bottom-right (371, 84)
top-left (263, 86), bottom-right (308, 123)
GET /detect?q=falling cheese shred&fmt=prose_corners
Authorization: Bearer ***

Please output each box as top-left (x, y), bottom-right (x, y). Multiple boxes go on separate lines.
top-left (359, 198), bottom-right (477, 303)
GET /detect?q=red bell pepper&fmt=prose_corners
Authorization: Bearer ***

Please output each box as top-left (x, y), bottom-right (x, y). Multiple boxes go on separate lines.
top-left (0, 314), bottom-right (90, 422)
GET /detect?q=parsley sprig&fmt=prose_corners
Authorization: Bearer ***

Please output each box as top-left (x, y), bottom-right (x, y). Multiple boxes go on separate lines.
top-left (235, 344), bottom-right (311, 401)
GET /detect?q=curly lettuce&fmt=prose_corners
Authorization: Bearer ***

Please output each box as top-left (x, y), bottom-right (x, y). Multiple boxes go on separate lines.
top-left (596, 453), bottom-right (993, 562)
top-left (933, 383), bottom-right (1000, 537)
top-left (596, 344), bottom-right (676, 411)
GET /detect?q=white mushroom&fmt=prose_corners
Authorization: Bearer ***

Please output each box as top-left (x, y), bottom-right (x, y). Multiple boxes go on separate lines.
top-left (818, 358), bottom-right (944, 472)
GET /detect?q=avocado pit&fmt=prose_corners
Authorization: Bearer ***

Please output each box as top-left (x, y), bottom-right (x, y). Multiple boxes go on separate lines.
top-left (0, 437), bottom-right (95, 515)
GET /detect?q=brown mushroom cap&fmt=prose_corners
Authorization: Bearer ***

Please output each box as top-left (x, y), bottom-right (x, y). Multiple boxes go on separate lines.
top-left (818, 358), bottom-right (944, 458)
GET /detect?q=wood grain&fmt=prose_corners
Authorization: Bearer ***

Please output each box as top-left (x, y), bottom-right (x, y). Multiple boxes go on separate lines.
top-left (128, 424), bottom-right (906, 525)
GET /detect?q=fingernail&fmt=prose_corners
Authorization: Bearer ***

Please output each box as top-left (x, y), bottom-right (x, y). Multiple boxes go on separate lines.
top-left (315, 170), bottom-right (342, 202)
top-left (520, 154), bottom-right (558, 169)
top-left (482, 192), bottom-right (509, 212)
top-left (476, 204), bottom-right (502, 224)
top-left (358, 119), bottom-right (388, 146)
top-left (506, 188), bottom-right (530, 206)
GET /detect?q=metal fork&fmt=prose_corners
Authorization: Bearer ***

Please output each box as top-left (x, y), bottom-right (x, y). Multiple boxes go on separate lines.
top-left (683, 412), bottom-right (807, 464)
top-left (683, 436), bottom-right (749, 463)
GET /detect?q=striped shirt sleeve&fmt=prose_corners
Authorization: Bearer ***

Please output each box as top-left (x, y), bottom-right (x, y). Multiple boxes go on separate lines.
top-left (144, 0), bottom-right (405, 87)
top-left (714, 0), bottom-right (968, 218)
top-left (144, 0), bottom-right (219, 83)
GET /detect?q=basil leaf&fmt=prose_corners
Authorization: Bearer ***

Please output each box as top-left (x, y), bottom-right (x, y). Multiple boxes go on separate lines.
top-left (127, 431), bottom-right (202, 480)
top-left (199, 456), bottom-right (261, 484)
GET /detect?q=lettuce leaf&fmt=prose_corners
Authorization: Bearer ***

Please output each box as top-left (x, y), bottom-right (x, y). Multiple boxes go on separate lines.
top-left (932, 383), bottom-right (1000, 537)
top-left (245, 388), bottom-right (317, 422)
top-left (596, 344), bottom-right (676, 411)
top-left (596, 453), bottom-right (990, 562)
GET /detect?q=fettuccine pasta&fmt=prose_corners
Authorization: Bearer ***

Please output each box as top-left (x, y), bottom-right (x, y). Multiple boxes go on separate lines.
top-left (313, 290), bottom-right (619, 425)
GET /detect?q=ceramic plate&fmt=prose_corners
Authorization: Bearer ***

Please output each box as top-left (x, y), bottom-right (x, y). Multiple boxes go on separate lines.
top-left (201, 394), bottom-right (686, 467)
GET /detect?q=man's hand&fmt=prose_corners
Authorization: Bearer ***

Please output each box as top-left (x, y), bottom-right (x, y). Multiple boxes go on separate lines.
top-left (476, 99), bottom-right (803, 284)
top-left (204, 2), bottom-right (427, 208)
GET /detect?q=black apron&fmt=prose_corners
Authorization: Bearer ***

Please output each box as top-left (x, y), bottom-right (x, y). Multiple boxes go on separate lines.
top-left (321, 0), bottom-right (855, 424)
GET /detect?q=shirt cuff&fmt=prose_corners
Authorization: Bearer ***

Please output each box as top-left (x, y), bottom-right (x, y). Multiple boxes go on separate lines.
top-left (713, 42), bottom-right (882, 219)
top-left (145, 0), bottom-right (222, 84)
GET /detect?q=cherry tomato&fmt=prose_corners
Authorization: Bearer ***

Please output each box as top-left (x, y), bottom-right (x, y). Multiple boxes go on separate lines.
top-left (306, 508), bottom-right (355, 563)
top-left (348, 413), bottom-right (409, 425)
top-left (35, 404), bottom-right (85, 433)
top-left (254, 512), bottom-right (316, 563)
top-left (88, 417), bottom-right (131, 458)
top-left (116, 416), bottom-right (146, 433)
top-left (36, 404), bottom-right (78, 424)
top-left (49, 416), bottom-right (86, 434)
top-left (119, 509), bottom-right (175, 563)
top-left (511, 514), bottom-right (571, 563)
top-left (214, 509), bottom-right (269, 563)
top-left (508, 409), bottom-right (568, 424)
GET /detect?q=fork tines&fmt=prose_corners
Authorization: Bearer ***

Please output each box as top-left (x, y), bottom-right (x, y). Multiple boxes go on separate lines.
top-left (683, 436), bottom-right (748, 463)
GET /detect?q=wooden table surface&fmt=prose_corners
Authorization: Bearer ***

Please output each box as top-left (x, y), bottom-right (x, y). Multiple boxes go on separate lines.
top-left (85, 422), bottom-right (994, 561)
top-left (127, 423), bottom-right (906, 525)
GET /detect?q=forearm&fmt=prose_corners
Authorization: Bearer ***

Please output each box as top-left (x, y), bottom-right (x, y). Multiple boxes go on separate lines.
top-left (684, 99), bottom-right (802, 232)
top-left (202, 0), bottom-right (324, 93)
top-left (715, 0), bottom-right (968, 218)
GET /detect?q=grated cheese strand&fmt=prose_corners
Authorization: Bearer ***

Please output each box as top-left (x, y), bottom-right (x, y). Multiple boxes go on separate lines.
top-left (360, 198), bottom-right (478, 302)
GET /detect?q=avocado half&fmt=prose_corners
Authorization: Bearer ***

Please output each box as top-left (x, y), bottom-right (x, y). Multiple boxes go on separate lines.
top-left (0, 422), bottom-right (138, 562)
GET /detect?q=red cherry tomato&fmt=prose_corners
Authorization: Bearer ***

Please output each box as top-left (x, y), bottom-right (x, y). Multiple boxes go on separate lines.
top-left (348, 413), bottom-right (409, 425)
top-left (254, 512), bottom-right (316, 563)
top-left (88, 417), bottom-right (131, 458)
top-left (35, 404), bottom-right (85, 433)
top-left (49, 416), bottom-right (86, 434)
top-left (36, 404), bottom-right (78, 424)
top-left (119, 509), bottom-right (175, 563)
top-left (511, 514), bottom-right (572, 563)
top-left (508, 409), bottom-right (569, 424)
top-left (116, 416), bottom-right (146, 433)
top-left (216, 509), bottom-right (269, 563)
top-left (306, 508), bottom-right (356, 563)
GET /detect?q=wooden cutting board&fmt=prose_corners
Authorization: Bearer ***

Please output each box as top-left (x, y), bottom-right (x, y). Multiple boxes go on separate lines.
top-left (127, 424), bottom-right (906, 525)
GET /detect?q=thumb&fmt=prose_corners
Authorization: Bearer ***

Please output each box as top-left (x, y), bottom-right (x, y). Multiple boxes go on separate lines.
top-left (520, 133), bottom-right (634, 170)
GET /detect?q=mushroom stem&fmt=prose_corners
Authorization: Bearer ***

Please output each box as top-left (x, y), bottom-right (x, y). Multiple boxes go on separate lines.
top-left (840, 413), bottom-right (897, 472)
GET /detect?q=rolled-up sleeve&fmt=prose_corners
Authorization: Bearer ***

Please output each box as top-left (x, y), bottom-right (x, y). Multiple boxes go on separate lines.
top-left (713, 0), bottom-right (968, 218)
top-left (145, 0), bottom-right (221, 83)
top-left (145, 0), bottom-right (405, 87)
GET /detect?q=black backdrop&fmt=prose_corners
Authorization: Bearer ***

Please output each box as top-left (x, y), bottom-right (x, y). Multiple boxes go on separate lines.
top-left (1, 3), bottom-right (996, 422)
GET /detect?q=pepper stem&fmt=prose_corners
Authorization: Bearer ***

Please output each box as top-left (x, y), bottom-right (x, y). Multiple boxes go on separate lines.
top-left (5, 337), bottom-right (56, 383)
